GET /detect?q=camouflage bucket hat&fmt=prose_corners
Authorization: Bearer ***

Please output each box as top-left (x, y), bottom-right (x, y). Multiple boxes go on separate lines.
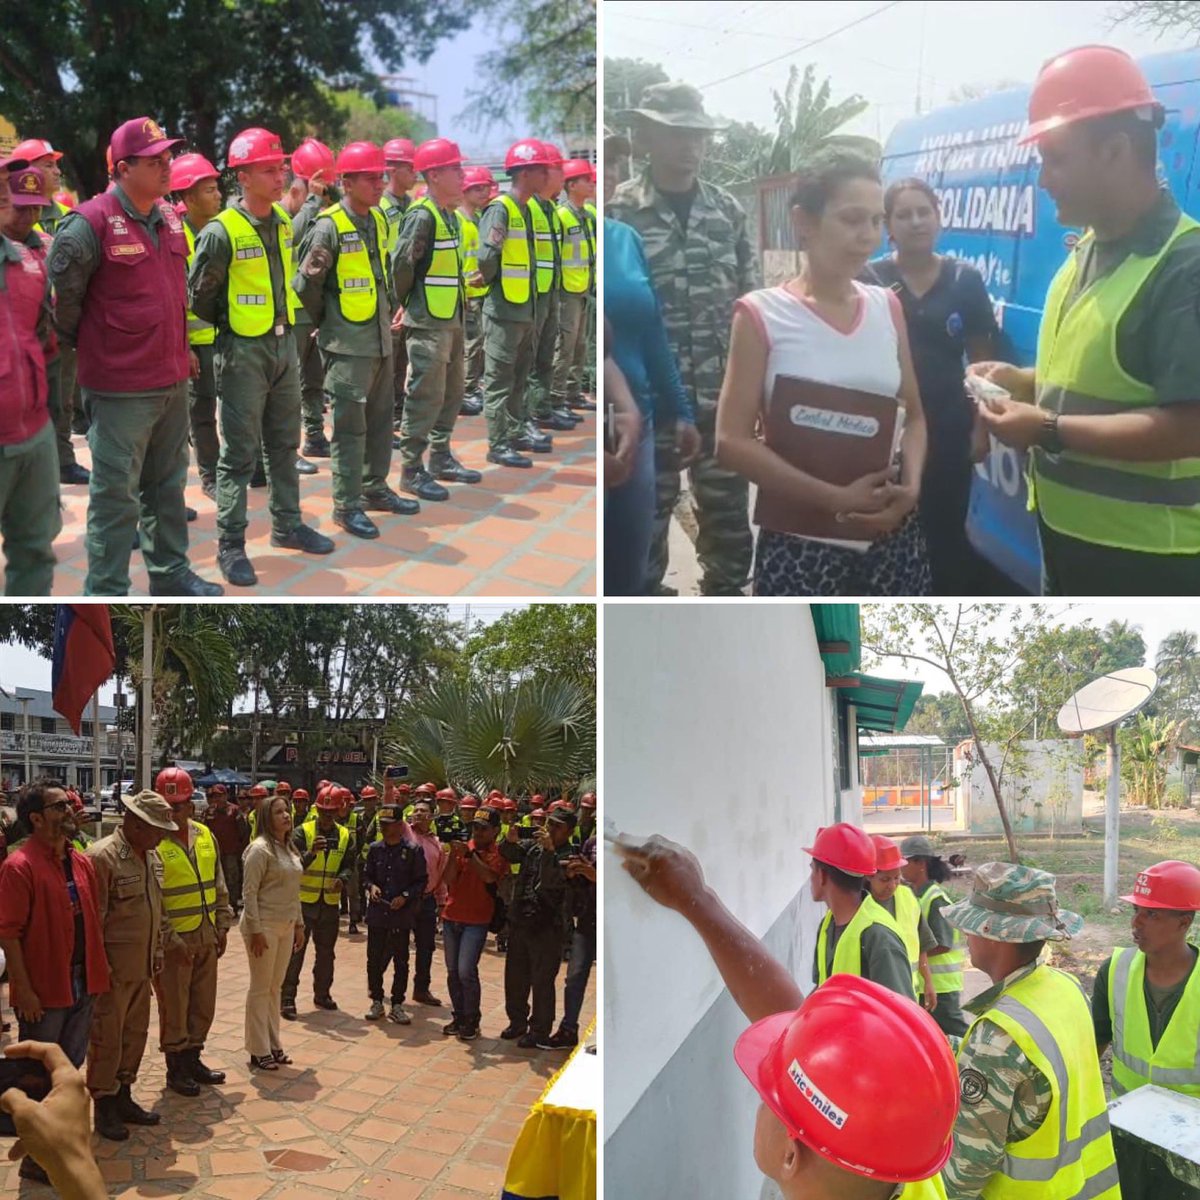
top-left (899, 834), bottom-right (937, 859)
top-left (618, 82), bottom-right (729, 131)
top-left (942, 863), bottom-right (1083, 944)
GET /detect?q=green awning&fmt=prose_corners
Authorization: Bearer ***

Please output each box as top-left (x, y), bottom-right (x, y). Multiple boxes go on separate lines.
top-left (836, 673), bottom-right (924, 734)
top-left (811, 604), bottom-right (861, 677)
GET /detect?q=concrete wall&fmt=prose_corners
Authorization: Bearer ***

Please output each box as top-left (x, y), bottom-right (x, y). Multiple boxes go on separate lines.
top-left (956, 739), bottom-right (1084, 836)
top-left (604, 603), bottom-right (844, 1199)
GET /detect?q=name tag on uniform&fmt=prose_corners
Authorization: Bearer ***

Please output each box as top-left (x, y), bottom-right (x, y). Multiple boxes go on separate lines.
top-left (234, 237), bottom-right (265, 260)
top-left (339, 233), bottom-right (364, 253)
top-left (110, 243), bottom-right (146, 257)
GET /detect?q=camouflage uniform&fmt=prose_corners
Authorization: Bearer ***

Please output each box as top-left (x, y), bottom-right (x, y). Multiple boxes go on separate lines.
top-left (940, 864), bottom-right (1118, 1200)
top-left (608, 83), bottom-right (757, 595)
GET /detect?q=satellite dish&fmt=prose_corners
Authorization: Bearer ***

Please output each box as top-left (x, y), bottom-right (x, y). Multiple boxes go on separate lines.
top-left (1056, 667), bottom-right (1158, 736)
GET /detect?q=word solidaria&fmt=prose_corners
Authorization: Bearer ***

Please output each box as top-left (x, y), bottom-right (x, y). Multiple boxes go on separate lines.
top-left (787, 1059), bottom-right (849, 1129)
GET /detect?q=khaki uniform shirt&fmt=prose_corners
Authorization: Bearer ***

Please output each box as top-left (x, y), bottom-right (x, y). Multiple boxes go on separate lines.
top-left (86, 826), bottom-right (167, 981)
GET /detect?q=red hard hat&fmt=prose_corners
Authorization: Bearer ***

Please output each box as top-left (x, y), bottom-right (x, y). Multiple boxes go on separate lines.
top-left (170, 152), bottom-right (219, 194)
top-left (540, 142), bottom-right (564, 167)
top-left (209, 784), bottom-right (228, 797)
top-left (870, 834), bottom-right (907, 873)
top-left (360, 785), bottom-right (378, 800)
top-left (290, 137), bottom-right (335, 181)
top-left (248, 784), bottom-right (268, 799)
top-left (53, 190), bottom-right (76, 210)
top-left (67, 790), bottom-right (85, 812)
top-left (414, 782), bottom-right (436, 796)
top-left (562, 158), bottom-right (592, 183)
top-left (1019, 45), bottom-right (1161, 146)
top-left (318, 779), bottom-right (331, 790)
top-left (414, 138), bottom-right (465, 173)
top-left (1121, 860), bottom-right (1200, 911)
top-left (531, 808), bottom-right (546, 819)
top-left (548, 799), bottom-right (570, 813)
top-left (436, 787), bottom-right (457, 802)
top-left (275, 780), bottom-right (291, 793)
top-left (463, 166), bottom-right (495, 190)
top-left (460, 795), bottom-right (479, 809)
top-left (336, 141), bottom-right (385, 175)
top-left (395, 782), bottom-right (412, 796)
top-left (227, 127), bottom-right (286, 169)
top-left (487, 789), bottom-right (504, 801)
top-left (734, 975), bottom-right (957, 1182)
top-left (505, 139), bottom-right (553, 172)
top-left (292, 789), bottom-right (310, 801)
top-left (384, 137), bottom-right (416, 165)
top-left (804, 823), bottom-right (876, 877)
top-left (12, 138), bottom-right (62, 164)
top-left (580, 792), bottom-right (597, 809)
top-left (155, 767), bottom-right (194, 804)
top-left (531, 794), bottom-right (545, 805)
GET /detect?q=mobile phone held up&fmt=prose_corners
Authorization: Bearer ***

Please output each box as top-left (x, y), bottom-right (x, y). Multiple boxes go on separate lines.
top-left (384, 765), bottom-right (409, 780)
top-left (0, 1057), bottom-right (51, 1138)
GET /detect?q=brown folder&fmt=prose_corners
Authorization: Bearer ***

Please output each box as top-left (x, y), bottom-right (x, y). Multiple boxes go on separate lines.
top-left (754, 374), bottom-right (899, 541)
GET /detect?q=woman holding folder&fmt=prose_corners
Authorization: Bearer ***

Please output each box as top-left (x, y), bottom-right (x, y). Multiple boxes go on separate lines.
top-left (715, 152), bottom-right (932, 596)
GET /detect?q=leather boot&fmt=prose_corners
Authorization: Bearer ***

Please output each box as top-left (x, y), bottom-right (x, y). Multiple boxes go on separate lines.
top-left (165, 1051), bottom-right (200, 1097)
top-left (94, 1094), bottom-right (129, 1141)
top-left (116, 1083), bottom-right (160, 1125)
top-left (189, 1048), bottom-right (226, 1085)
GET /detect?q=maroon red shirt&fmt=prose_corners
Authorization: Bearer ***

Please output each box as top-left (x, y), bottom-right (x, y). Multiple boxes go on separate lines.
top-left (0, 837), bottom-right (110, 1008)
top-left (442, 840), bottom-right (505, 926)
top-left (203, 808), bottom-right (245, 856)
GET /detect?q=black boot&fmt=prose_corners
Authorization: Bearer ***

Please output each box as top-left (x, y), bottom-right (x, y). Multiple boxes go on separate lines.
top-left (189, 1048), bottom-right (225, 1085)
top-left (302, 432), bottom-right (331, 458)
top-left (430, 453), bottom-right (482, 485)
top-left (94, 1094), bottom-right (129, 1141)
top-left (116, 1083), bottom-right (160, 1125)
top-left (217, 540), bottom-right (258, 587)
top-left (400, 465), bottom-right (450, 502)
top-left (165, 1051), bottom-right (200, 1097)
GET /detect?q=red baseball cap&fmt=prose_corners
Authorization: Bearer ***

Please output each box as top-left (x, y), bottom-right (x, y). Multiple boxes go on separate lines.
top-left (109, 117), bottom-right (184, 166)
top-left (10, 168), bottom-right (49, 208)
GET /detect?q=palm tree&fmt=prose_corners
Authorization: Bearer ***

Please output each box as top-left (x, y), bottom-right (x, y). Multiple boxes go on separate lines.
top-left (764, 63), bottom-right (872, 176)
top-left (1122, 713), bottom-right (1181, 809)
top-left (1155, 630), bottom-right (1200, 732)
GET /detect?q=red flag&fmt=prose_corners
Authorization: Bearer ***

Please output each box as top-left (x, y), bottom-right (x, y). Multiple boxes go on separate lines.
top-left (51, 605), bottom-right (115, 735)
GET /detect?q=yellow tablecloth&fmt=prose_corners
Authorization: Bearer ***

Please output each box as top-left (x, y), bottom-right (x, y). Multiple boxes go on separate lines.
top-left (501, 1022), bottom-right (597, 1200)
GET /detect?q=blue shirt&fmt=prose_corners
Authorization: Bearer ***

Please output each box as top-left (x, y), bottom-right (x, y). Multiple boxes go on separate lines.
top-left (362, 837), bottom-right (427, 930)
top-left (604, 218), bottom-right (694, 424)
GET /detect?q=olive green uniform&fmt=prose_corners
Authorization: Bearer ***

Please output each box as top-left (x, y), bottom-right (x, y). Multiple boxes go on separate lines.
top-left (0, 234), bottom-right (59, 595)
top-left (812, 913), bottom-right (917, 1000)
top-left (392, 202), bottom-right (467, 469)
top-left (527, 194), bottom-right (561, 422)
top-left (552, 200), bottom-right (594, 409)
top-left (36, 201), bottom-right (83, 468)
top-left (459, 207), bottom-right (487, 398)
top-left (187, 199), bottom-right (304, 546)
top-left (293, 199), bottom-right (395, 513)
top-left (291, 195), bottom-right (327, 444)
top-left (381, 190), bottom-right (412, 423)
top-left (184, 217), bottom-right (220, 489)
top-left (48, 188), bottom-right (193, 595)
top-left (477, 194), bottom-right (537, 454)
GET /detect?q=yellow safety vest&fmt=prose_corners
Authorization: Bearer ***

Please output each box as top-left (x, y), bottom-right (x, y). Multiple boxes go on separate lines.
top-left (158, 821), bottom-right (219, 934)
top-left (904, 1178), bottom-right (948, 1200)
top-left (815, 894), bottom-right (912, 997)
top-left (888, 884), bottom-right (924, 996)
top-left (247, 808), bottom-right (257, 839)
top-left (496, 194), bottom-right (531, 305)
top-left (321, 202), bottom-right (389, 324)
top-left (556, 203), bottom-right (593, 295)
top-left (299, 822), bottom-right (349, 906)
top-left (379, 190), bottom-right (406, 255)
top-left (211, 203), bottom-right (300, 337)
top-left (457, 211), bottom-right (488, 298)
top-left (182, 222), bottom-right (215, 346)
top-left (917, 882), bottom-right (966, 993)
top-left (526, 197), bottom-right (554, 295)
top-left (410, 197), bottom-right (462, 320)
top-left (1109, 945), bottom-right (1200, 1096)
top-left (966, 964), bottom-right (1120, 1199)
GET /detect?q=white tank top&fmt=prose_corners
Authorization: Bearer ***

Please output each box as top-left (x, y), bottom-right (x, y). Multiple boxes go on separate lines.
top-left (737, 281), bottom-right (906, 550)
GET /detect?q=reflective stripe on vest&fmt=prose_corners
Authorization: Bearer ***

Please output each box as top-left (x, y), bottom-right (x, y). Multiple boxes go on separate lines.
top-left (413, 197), bottom-right (462, 319)
top-left (496, 194), bottom-right (531, 305)
top-left (1031, 213), bottom-right (1200, 552)
top-left (211, 204), bottom-right (299, 337)
top-left (457, 212), bottom-right (488, 298)
top-left (299, 822), bottom-right (349, 905)
top-left (967, 965), bottom-right (1120, 1199)
top-left (182, 222), bottom-right (215, 345)
top-left (158, 821), bottom-right (219, 933)
top-left (918, 882), bottom-right (966, 992)
top-left (321, 203), bottom-right (389, 324)
top-left (815, 894), bottom-right (912, 997)
top-left (1109, 945), bottom-right (1200, 1096)
top-left (556, 203), bottom-right (593, 295)
top-left (527, 197), bottom-right (554, 294)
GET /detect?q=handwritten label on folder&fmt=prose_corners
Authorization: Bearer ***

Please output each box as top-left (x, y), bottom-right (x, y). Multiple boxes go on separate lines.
top-left (788, 405), bottom-right (879, 439)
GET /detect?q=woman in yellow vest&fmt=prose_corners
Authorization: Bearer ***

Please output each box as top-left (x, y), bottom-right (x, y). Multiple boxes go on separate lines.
top-left (1093, 860), bottom-right (1200, 1200)
top-left (869, 834), bottom-right (936, 1010)
top-left (618, 833), bottom-right (957, 1200)
top-left (941, 863), bottom-right (1119, 1199)
top-left (900, 835), bottom-right (968, 1037)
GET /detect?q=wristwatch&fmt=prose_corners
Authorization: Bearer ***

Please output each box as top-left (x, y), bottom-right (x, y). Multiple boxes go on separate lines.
top-left (1039, 411), bottom-right (1064, 455)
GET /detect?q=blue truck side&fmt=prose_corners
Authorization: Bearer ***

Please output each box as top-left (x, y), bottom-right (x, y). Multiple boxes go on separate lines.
top-left (880, 49), bottom-right (1200, 592)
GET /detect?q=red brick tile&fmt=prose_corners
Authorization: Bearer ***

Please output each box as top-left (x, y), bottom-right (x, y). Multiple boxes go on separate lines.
top-left (468, 579), bottom-right (555, 596)
top-left (382, 1148), bottom-right (449, 1179)
top-left (503, 553), bottom-right (583, 588)
top-left (394, 562), bottom-right (476, 595)
top-left (466, 515), bottom-right (535, 545)
top-left (441, 1161), bottom-right (507, 1193)
top-left (534, 530), bottom-right (595, 561)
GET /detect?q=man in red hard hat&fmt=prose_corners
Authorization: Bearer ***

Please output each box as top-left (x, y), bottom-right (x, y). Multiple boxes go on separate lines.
top-left (1094, 859), bottom-right (1200, 1200)
top-left (975, 45), bottom-right (1200, 597)
top-left (48, 117), bottom-right (224, 596)
top-left (457, 166), bottom-right (494, 415)
top-left (171, 152), bottom-right (223, 501)
top-left (293, 141), bottom-right (419, 540)
top-left (392, 138), bottom-right (482, 502)
top-left (619, 836), bottom-right (957, 1198)
top-left (382, 137), bottom-right (416, 427)
top-left (474, 139), bottom-right (550, 468)
top-left (188, 127), bottom-right (335, 588)
top-left (552, 160), bottom-right (596, 424)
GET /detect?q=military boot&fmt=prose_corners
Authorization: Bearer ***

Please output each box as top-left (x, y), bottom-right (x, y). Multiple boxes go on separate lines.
top-left (94, 1095), bottom-right (129, 1141)
top-left (165, 1051), bottom-right (200, 1097)
top-left (116, 1083), bottom-right (161, 1125)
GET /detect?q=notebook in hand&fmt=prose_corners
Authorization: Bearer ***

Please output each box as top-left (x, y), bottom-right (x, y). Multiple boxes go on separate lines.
top-left (754, 373), bottom-right (900, 541)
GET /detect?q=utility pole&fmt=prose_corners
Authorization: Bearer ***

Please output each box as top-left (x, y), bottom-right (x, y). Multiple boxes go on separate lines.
top-left (140, 608), bottom-right (153, 790)
top-left (91, 691), bottom-right (102, 800)
top-left (250, 665), bottom-right (262, 783)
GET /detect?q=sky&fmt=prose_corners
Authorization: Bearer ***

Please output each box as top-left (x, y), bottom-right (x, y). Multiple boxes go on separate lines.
top-left (0, 602), bottom-right (521, 706)
top-left (604, 0), bottom-right (1193, 144)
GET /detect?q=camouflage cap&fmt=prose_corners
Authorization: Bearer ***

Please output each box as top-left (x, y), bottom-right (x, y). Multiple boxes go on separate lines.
top-left (942, 862), bottom-right (1083, 944)
top-left (618, 82), bottom-right (729, 131)
top-left (122, 789), bottom-right (179, 832)
top-left (899, 834), bottom-right (938, 859)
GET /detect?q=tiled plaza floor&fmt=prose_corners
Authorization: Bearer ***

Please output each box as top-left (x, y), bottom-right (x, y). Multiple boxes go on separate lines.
top-left (0, 914), bottom-right (595, 1197)
top-left (27, 408), bottom-right (595, 598)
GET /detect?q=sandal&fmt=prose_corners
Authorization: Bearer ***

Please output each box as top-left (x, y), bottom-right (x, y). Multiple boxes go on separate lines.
top-left (249, 1054), bottom-right (278, 1071)
top-left (271, 1048), bottom-right (293, 1065)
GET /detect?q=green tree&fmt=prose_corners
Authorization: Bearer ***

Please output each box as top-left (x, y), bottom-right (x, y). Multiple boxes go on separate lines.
top-left (461, 605), bottom-right (595, 693)
top-left (328, 87), bottom-right (435, 147)
top-left (603, 55), bottom-right (669, 127)
top-left (906, 692), bottom-right (972, 741)
top-left (0, 1), bottom-right (470, 197)
top-left (1121, 712), bottom-right (1180, 809)
top-left (1154, 629), bottom-right (1200, 731)
top-left (705, 119), bottom-right (774, 189)
top-left (759, 63), bottom-right (870, 176)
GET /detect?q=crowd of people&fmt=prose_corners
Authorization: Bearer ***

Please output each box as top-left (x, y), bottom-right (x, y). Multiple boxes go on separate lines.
top-left (604, 45), bottom-right (1200, 597)
top-left (0, 120), bottom-right (597, 595)
top-left (620, 821), bottom-right (1200, 1200)
top-left (0, 769), bottom-right (596, 1183)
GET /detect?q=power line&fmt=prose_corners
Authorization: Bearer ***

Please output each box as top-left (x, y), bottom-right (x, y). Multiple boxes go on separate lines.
top-left (698, 0), bottom-right (904, 91)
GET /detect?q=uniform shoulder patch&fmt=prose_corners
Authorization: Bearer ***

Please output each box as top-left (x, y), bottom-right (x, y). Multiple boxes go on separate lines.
top-left (960, 1067), bottom-right (989, 1106)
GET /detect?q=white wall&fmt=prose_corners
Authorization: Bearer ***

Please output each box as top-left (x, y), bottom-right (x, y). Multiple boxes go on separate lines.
top-left (957, 739), bottom-right (1084, 836)
top-left (604, 603), bottom-right (840, 1139)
